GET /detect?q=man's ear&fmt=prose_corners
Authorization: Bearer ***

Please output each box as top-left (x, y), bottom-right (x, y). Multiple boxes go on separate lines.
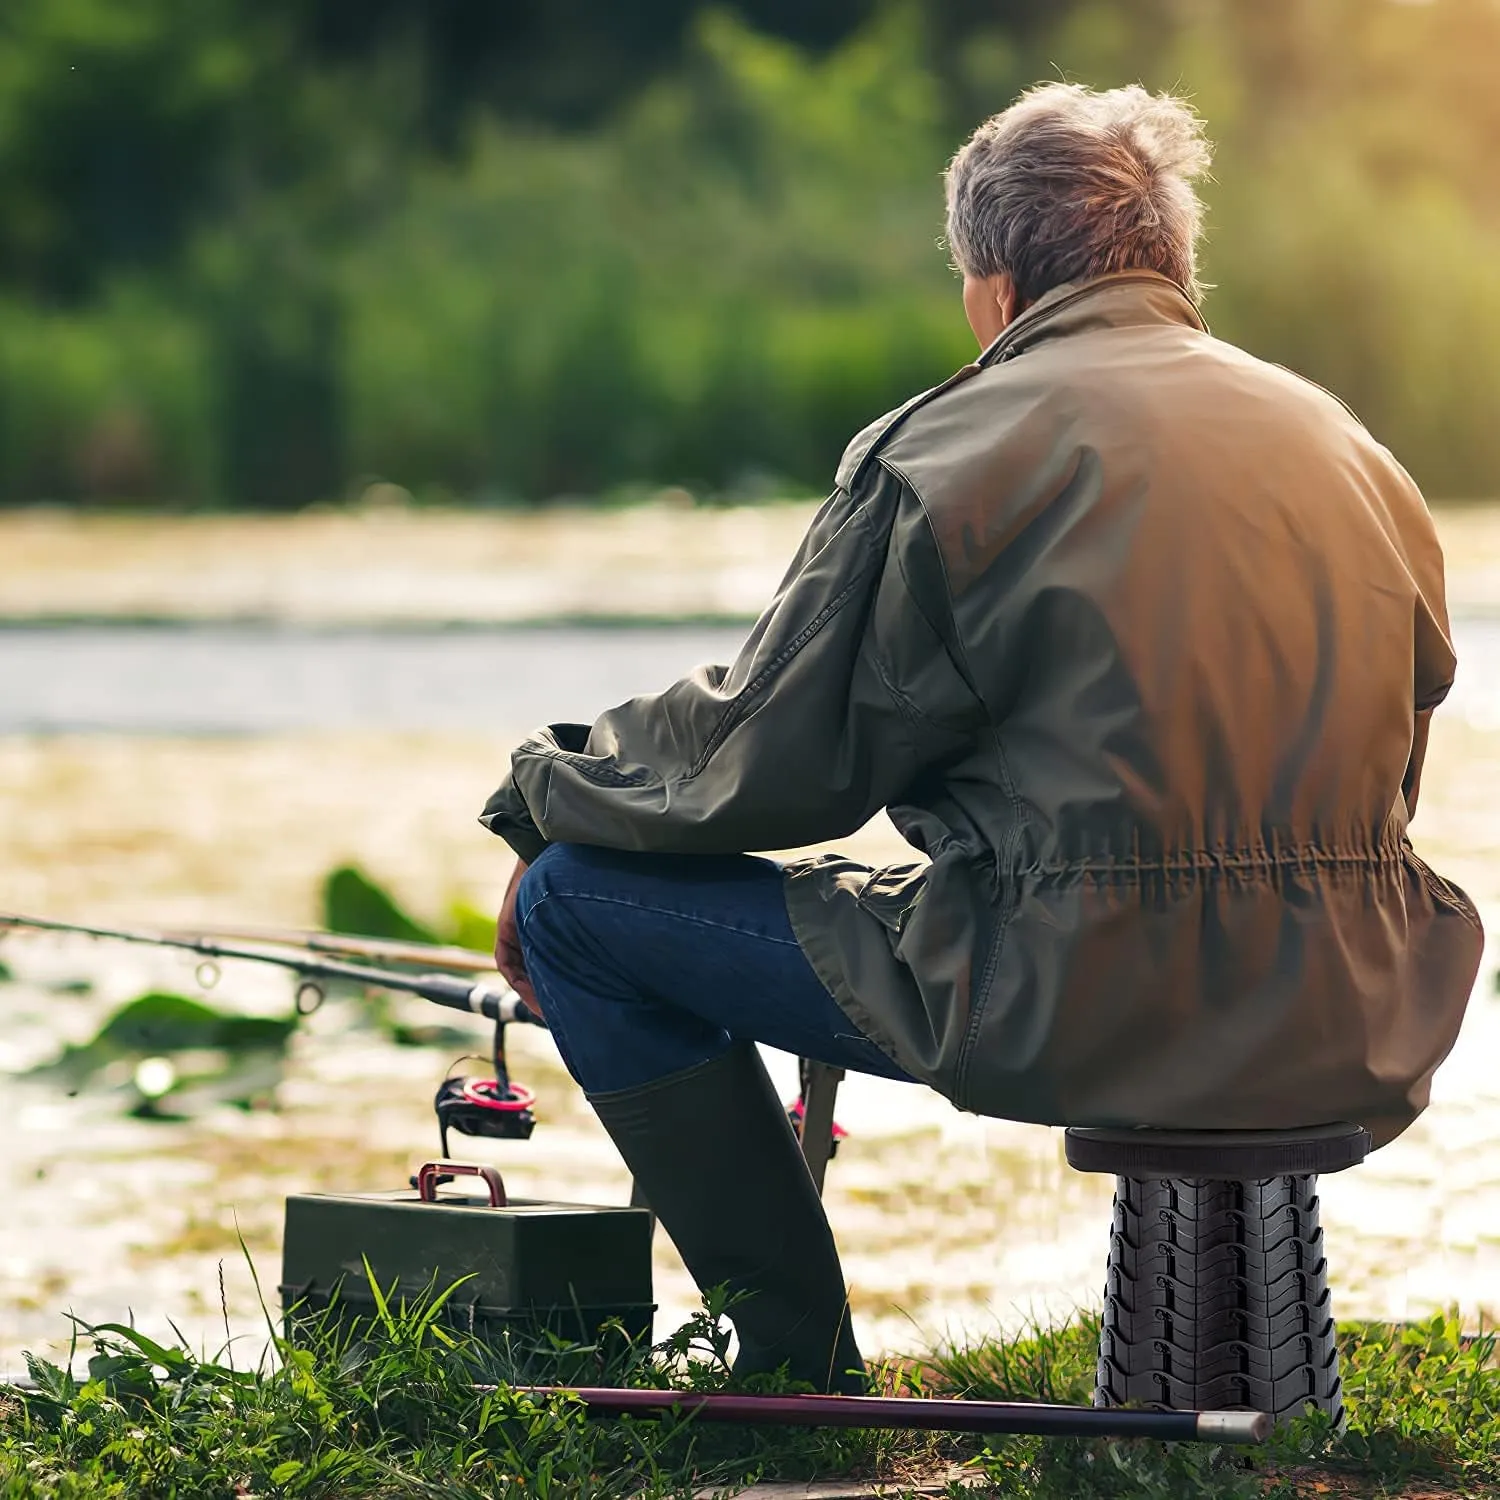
top-left (997, 272), bottom-right (1020, 330)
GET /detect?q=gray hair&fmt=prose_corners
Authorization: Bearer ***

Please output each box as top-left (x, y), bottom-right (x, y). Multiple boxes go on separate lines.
top-left (945, 82), bottom-right (1213, 306)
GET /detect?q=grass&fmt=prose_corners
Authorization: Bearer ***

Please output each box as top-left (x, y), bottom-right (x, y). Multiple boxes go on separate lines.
top-left (0, 1262), bottom-right (957, 1500)
top-left (1, 1262), bottom-right (1497, 1500)
top-left (926, 1313), bottom-right (1500, 1497)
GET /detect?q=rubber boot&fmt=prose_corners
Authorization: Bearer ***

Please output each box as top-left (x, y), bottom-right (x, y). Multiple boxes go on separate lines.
top-left (588, 1042), bottom-right (865, 1394)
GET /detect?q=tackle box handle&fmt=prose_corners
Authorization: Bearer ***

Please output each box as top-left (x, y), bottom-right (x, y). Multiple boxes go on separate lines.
top-left (415, 1159), bottom-right (508, 1207)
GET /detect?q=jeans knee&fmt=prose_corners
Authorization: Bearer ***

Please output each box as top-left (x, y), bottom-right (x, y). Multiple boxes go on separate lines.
top-left (516, 844), bottom-right (595, 963)
top-left (516, 841), bottom-right (568, 908)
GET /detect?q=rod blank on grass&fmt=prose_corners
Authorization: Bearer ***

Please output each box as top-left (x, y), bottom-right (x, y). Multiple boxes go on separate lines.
top-left (513, 1387), bottom-right (1272, 1444)
top-left (7, 1373), bottom-right (1270, 1444)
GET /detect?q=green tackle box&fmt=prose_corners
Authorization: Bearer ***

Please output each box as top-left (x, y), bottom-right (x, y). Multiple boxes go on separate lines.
top-left (280, 1162), bottom-right (655, 1351)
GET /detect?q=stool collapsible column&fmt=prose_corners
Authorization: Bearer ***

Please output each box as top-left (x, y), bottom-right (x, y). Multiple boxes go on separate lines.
top-left (1065, 1123), bottom-right (1372, 1427)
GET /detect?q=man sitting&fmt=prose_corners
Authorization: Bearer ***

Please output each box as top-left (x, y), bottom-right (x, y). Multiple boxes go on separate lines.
top-left (482, 82), bottom-right (1484, 1395)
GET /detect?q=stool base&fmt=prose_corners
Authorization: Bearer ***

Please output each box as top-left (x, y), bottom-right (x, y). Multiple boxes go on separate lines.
top-left (1095, 1173), bottom-right (1344, 1428)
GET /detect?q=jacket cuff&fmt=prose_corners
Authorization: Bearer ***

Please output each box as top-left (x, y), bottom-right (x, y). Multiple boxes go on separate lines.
top-left (478, 780), bottom-right (550, 863)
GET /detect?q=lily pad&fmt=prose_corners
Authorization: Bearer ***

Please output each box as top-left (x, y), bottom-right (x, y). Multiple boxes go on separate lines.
top-left (92, 992), bottom-right (295, 1053)
top-left (322, 865), bottom-right (439, 944)
top-left (446, 899), bottom-right (496, 955)
top-left (29, 990), bottom-right (297, 1105)
top-left (128, 1048), bottom-right (288, 1119)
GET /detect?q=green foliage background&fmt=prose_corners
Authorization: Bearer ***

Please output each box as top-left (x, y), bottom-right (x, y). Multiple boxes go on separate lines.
top-left (2, 0), bottom-right (1499, 508)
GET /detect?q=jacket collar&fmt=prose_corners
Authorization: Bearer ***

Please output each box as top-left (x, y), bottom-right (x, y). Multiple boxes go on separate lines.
top-left (978, 270), bottom-right (1207, 367)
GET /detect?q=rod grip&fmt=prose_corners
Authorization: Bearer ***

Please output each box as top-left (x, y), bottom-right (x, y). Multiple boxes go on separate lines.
top-left (409, 973), bottom-right (531, 1021)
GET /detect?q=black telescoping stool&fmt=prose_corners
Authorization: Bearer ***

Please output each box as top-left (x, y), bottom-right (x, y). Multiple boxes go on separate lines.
top-left (1064, 1122), bottom-right (1373, 1427)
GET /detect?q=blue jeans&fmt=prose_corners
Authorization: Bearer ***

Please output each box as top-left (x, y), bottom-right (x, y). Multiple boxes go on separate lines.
top-left (515, 843), bottom-right (916, 1095)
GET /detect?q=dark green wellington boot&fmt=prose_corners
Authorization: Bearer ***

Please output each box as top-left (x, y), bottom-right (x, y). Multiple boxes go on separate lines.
top-left (588, 1042), bottom-right (866, 1394)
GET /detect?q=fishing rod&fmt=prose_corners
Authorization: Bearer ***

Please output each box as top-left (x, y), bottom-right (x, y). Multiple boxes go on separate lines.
top-left (507, 1387), bottom-right (1271, 1444)
top-left (2, 910), bottom-right (840, 1174)
top-left (0, 912), bottom-right (537, 1024)
top-left (1, 910), bottom-right (547, 1147)
top-left (161, 924), bottom-right (496, 975)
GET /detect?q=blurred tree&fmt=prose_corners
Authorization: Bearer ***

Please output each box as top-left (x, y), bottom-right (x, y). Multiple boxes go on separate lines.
top-left (0, 0), bottom-right (892, 298)
top-left (205, 248), bottom-right (345, 511)
top-left (922, 0), bottom-right (1169, 124)
top-left (2, 0), bottom-right (1500, 505)
top-left (269, 0), bottom-right (886, 135)
top-left (0, 0), bottom-right (268, 300)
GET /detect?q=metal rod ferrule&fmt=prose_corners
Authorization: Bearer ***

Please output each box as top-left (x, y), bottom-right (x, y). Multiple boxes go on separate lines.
top-left (1194, 1410), bottom-right (1272, 1443)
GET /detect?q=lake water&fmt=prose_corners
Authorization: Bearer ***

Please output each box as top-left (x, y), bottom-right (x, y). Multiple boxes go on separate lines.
top-left (0, 623), bottom-right (751, 735)
top-left (1, 616), bottom-right (1497, 734)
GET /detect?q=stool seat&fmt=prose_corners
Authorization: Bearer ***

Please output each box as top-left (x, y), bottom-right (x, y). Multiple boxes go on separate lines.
top-left (1065, 1122), bottom-right (1372, 1180)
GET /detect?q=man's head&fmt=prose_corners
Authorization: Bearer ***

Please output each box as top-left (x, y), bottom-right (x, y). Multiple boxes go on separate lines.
top-left (945, 82), bottom-right (1214, 347)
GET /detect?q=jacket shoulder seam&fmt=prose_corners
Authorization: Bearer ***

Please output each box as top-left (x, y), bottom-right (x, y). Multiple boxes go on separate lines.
top-left (1268, 361), bottom-right (1368, 430)
top-left (684, 504), bottom-right (881, 778)
top-left (876, 458), bottom-right (989, 708)
top-left (535, 504), bottom-right (883, 793)
top-left (842, 366), bottom-right (981, 492)
top-left (875, 457), bottom-right (1025, 1105)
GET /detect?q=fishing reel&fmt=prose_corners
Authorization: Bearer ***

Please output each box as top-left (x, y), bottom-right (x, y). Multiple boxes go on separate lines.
top-left (785, 1094), bottom-right (848, 1158)
top-left (435, 1075), bottom-right (536, 1153)
top-left (431, 1003), bottom-right (539, 1157)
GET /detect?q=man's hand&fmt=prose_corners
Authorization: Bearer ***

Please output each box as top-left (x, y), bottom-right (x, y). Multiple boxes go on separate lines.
top-left (495, 859), bottom-right (539, 1015)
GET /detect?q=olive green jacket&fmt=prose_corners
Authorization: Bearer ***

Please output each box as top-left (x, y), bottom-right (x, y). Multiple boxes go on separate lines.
top-left (480, 271), bottom-right (1484, 1147)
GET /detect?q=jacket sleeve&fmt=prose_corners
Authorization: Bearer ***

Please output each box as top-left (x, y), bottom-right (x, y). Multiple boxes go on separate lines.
top-left (477, 468), bottom-right (981, 861)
